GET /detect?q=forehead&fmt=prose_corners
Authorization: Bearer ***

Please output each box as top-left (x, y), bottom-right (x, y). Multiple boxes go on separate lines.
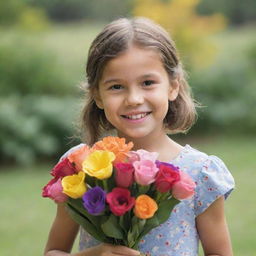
top-left (100, 45), bottom-right (166, 81)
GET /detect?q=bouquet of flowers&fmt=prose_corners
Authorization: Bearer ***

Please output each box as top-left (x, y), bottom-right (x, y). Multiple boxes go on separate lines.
top-left (42, 137), bottom-right (195, 253)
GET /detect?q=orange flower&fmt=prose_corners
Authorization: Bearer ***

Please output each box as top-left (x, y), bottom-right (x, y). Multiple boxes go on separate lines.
top-left (68, 145), bottom-right (91, 172)
top-left (92, 137), bottom-right (133, 163)
top-left (134, 194), bottom-right (158, 219)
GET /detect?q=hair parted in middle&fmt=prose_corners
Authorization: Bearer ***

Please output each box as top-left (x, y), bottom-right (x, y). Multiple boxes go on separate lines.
top-left (81, 17), bottom-right (197, 145)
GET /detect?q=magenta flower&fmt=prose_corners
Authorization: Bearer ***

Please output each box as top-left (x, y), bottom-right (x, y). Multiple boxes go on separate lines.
top-left (48, 178), bottom-right (68, 203)
top-left (42, 177), bottom-right (67, 203)
top-left (106, 187), bottom-right (135, 216)
top-left (50, 158), bottom-right (77, 178)
top-left (114, 162), bottom-right (134, 188)
top-left (42, 177), bottom-right (58, 198)
top-left (155, 163), bottom-right (180, 193)
top-left (82, 186), bottom-right (106, 215)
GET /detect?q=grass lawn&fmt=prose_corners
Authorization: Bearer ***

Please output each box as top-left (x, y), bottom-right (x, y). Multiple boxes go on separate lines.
top-left (0, 135), bottom-right (255, 255)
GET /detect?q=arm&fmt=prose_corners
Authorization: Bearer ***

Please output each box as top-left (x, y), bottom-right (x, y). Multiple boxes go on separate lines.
top-left (44, 203), bottom-right (79, 255)
top-left (196, 196), bottom-right (233, 256)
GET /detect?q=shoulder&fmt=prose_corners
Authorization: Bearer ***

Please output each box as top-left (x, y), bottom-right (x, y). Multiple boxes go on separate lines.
top-left (178, 145), bottom-right (234, 184)
top-left (178, 145), bottom-right (235, 216)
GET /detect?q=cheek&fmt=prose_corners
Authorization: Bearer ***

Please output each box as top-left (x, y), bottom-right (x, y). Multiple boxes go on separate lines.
top-left (148, 91), bottom-right (169, 113)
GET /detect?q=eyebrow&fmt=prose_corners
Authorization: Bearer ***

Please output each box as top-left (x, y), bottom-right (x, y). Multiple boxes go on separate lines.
top-left (102, 73), bottom-right (159, 85)
top-left (103, 78), bottom-right (122, 85)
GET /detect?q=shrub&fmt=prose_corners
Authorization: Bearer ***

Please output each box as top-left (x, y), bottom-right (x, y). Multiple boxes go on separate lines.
top-left (190, 42), bottom-right (256, 134)
top-left (0, 95), bottom-right (80, 165)
top-left (0, 40), bottom-right (74, 96)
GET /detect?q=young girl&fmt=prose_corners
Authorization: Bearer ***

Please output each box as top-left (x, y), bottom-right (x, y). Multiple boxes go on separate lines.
top-left (44, 17), bottom-right (234, 256)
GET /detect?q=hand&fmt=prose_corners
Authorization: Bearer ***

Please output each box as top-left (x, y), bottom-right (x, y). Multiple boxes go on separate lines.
top-left (77, 243), bottom-right (141, 256)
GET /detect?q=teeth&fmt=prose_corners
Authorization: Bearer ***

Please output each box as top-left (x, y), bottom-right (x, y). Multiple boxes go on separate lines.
top-left (126, 113), bottom-right (148, 120)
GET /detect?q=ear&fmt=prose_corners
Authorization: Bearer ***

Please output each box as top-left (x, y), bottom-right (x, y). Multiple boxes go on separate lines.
top-left (93, 89), bottom-right (104, 109)
top-left (168, 79), bottom-right (180, 101)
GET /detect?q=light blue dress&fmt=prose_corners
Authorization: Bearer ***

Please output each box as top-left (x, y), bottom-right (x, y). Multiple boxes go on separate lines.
top-left (62, 144), bottom-right (235, 256)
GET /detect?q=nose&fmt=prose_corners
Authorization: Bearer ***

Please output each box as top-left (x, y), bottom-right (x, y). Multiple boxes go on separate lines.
top-left (125, 88), bottom-right (144, 106)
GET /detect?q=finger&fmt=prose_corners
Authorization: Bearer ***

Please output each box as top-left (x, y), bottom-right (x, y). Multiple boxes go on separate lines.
top-left (110, 245), bottom-right (140, 256)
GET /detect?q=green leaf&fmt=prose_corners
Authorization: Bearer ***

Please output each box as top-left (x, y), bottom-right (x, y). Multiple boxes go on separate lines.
top-left (156, 197), bottom-right (180, 223)
top-left (132, 197), bottom-right (180, 248)
top-left (139, 215), bottom-right (159, 239)
top-left (66, 203), bottom-right (108, 242)
top-left (127, 229), bottom-right (136, 248)
top-left (68, 198), bottom-right (99, 224)
top-left (101, 214), bottom-right (124, 239)
top-left (127, 216), bottom-right (146, 249)
top-left (119, 212), bottom-right (130, 234)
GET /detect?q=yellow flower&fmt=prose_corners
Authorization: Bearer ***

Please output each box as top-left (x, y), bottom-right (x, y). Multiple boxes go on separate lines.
top-left (82, 150), bottom-right (115, 180)
top-left (62, 171), bottom-right (86, 199)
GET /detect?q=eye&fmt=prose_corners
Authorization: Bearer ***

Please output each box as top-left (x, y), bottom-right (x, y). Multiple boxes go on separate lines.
top-left (143, 80), bottom-right (155, 86)
top-left (109, 84), bottom-right (123, 90)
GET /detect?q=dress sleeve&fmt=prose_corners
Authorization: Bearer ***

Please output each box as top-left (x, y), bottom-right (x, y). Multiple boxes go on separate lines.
top-left (194, 155), bottom-right (235, 217)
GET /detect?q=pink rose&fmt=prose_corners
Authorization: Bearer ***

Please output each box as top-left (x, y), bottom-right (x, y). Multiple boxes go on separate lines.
top-left (172, 172), bottom-right (196, 200)
top-left (133, 160), bottom-right (159, 186)
top-left (49, 178), bottom-right (68, 203)
top-left (128, 149), bottom-right (159, 164)
top-left (114, 162), bottom-right (134, 188)
top-left (106, 187), bottom-right (135, 216)
top-left (50, 158), bottom-right (77, 178)
top-left (42, 177), bottom-right (58, 197)
top-left (42, 177), bottom-right (68, 203)
top-left (155, 163), bottom-right (180, 193)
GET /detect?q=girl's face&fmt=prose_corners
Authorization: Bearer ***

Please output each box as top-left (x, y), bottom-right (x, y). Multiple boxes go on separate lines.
top-left (95, 45), bottom-right (179, 141)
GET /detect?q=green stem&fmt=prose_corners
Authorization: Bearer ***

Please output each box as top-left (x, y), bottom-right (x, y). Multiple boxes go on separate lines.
top-left (102, 179), bottom-right (108, 191)
top-left (155, 190), bottom-right (162, 202)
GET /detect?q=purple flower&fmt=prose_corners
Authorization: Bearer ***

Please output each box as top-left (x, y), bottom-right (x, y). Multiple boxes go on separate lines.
top-left (82, 186), bottom-right (106, 215)
top-left (156, 161), bottom-right (180, 172)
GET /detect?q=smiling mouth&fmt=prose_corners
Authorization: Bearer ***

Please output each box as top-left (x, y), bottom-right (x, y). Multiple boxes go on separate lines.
top-left (121, 112), bottom-right (151, 120)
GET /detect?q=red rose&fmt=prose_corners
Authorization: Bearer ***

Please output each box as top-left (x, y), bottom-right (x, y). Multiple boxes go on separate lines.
top-left (50, 158), bottom-right (77, 178)
top-left (114, 162), bottom-right (134, 188)
top-left (155, 163), bottom-right (180, 193)
top-left (106, 187), bottom-right (135, 216)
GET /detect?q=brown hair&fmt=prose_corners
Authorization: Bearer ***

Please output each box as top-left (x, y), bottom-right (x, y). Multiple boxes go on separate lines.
top-left (81, 17), bottom-right (197, 145)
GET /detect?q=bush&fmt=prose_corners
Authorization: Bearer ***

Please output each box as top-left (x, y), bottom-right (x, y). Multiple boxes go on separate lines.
top-left (0, 40), bottom-right (74, 96)
top-left (0, 95), bottom-right (80, 165)
top-left (0, 0), bottom-right (49, 30)
top-left (190, 42), bottom-right (256, 134)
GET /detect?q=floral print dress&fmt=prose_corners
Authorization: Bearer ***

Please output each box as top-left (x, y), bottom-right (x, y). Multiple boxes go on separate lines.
top-left (64, 144), bottom-right (235, 256)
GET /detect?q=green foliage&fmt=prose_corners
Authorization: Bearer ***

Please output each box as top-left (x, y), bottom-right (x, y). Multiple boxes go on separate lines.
top-left (191, 41), bottom-right (256, 134)
top-left (0, 0), bottom-right (25, 25)
top-left (0, 95), bottom-right (79, 165)
top-left (29, 0), bottom-right (132, 22)
top-left (197, 0), bottom-right (256, 25)
top-left (0, 40), bottom-right (73, 96)
top-left (0, 0), bottom-right (49, 30)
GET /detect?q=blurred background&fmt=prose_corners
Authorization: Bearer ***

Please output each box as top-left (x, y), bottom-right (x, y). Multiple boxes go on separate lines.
top-left (0, 0), bottom-right (255, 255)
